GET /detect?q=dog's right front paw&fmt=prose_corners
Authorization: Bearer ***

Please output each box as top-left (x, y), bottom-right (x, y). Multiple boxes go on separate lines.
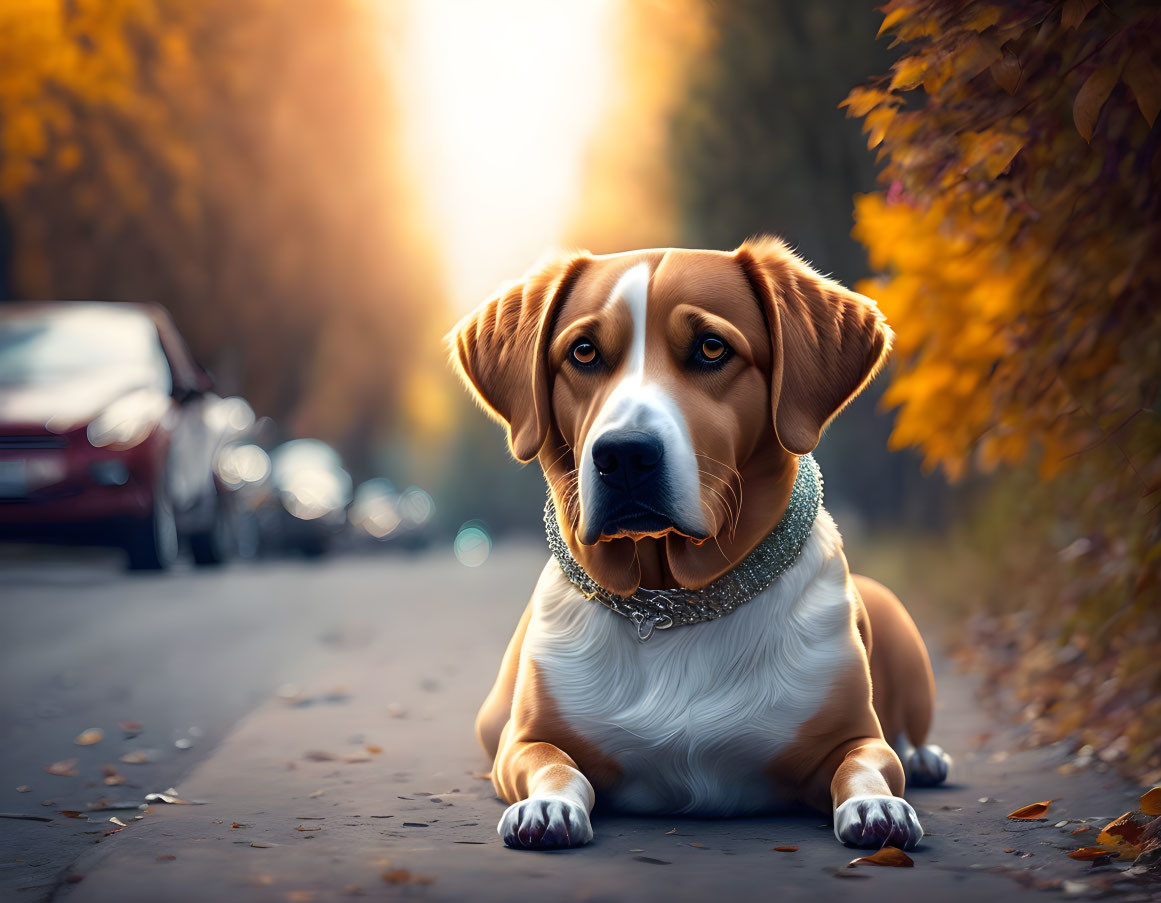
top-left (834, 795), bottom-right (924, 850)
top-left (498, 797), bottom-right (593, 850)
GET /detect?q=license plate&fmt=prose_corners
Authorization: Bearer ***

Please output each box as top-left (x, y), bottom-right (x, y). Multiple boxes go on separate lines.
top-left (0, 459), bottom-right (29, 498)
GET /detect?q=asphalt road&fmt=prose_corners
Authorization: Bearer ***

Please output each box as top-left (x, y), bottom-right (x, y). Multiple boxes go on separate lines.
top-left (0, 544), bottom-right (1155, 902)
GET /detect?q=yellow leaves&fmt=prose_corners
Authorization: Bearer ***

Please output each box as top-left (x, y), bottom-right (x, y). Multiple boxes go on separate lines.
top-left (1073, 64), bottom-right (1120, 142)
top-left (890, 56), bottom-right (927, 92)
top-left (964, 6), bottom-right (1002, 33)
top-left (877, 6), bottom-right (910, 39)
top-left (864, 106), bottom-right (897, 149)
top-left (1141, 787), bottom-right (1161, 816)
top-left (839, 87), bottom-right (898, 118)
top-left (958, 129), bottom-right (1026, 179)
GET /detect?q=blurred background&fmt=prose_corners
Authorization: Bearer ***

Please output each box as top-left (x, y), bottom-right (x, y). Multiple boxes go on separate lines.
top-left (1, 0), bottom-right (1158, 788)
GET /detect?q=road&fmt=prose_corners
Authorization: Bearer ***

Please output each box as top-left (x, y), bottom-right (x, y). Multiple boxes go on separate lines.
top-left (0, 544), bottom-right (1154, 902)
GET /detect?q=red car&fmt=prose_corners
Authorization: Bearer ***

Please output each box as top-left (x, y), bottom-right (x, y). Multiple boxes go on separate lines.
top-left (0, 301), bottom-right (230, 569)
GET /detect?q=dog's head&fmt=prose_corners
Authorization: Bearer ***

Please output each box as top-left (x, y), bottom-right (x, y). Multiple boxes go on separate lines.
top-left (449, 237), bottom-right (891, 596)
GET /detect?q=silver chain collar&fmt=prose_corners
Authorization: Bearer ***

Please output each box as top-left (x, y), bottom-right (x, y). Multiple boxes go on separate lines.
top-left (544, 454), bottom-right (822, 641)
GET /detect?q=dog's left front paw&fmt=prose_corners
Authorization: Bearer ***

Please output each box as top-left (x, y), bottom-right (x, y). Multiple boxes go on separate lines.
top-left (834, 795), bottom-right (924, 850)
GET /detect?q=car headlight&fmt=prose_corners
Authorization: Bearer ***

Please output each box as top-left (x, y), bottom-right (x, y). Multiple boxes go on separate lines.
top-left (87, 389), bottom-right (171, 450)
top-left (279, 471), bottom-right (344, 521)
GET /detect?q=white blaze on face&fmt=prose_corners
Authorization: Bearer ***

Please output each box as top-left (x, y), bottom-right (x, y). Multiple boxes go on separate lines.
top-left (577, 262), bottom-right (706, 542)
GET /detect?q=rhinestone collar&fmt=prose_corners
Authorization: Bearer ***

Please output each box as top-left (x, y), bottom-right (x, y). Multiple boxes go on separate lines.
top-left (544, 454), bottom-right (822, 641)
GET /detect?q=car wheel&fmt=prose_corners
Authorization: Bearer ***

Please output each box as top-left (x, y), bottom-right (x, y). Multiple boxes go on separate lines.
top-left (191, 498), bottom-right (233, 567)
top-left (125, 489), bottom-right (179, 571)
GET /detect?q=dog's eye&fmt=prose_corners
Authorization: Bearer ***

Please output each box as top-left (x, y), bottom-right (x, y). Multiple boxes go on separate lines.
top-left (570, 340), bottom-right (599, 367)
top-left (694, 335), bottom-right (730, 365)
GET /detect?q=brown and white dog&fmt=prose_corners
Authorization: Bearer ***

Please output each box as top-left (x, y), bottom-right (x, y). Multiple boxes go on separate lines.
top-left (449, 237), bottom-right (950, 851)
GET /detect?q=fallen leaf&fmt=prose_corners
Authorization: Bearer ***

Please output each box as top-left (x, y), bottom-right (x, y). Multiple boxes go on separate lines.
top-left (382, 869), bottom-right (435, 885)
top-left (231, 822), bottom-right (248, 829)
top-left (307, 790), bottom-right (325, 799)
top-left (1141, 787), bottom-right (1161, 816)
top-left (365, 745), bottom-right (383, 755)
top-left (156, 854), bottom-right (177, 861)
top-left (60, 810), bottom-right (84, 819)
top-left (665, 828), bottom-right (677, 835)
top-left (1097, 811), bottom-right (1152, 859)
top-left (109, 817), bottom-right (127, 827)
top-left (1008, 800), bottom-right (1055, 819)
top-left (1071, 825), bottom-right (1093, 835)
top-left (296, 825), bottom-right (322, 832)
top-left (1067, 847), bottom-right (1112, 861)
top-left (118, 721), bottom-right (143, 736)
top-left (687, 841), bottom-right (709, 849)
top-left (99, 765), bottom-right (127, 787)
top-left (45, 759), bottom-right (79, 777)
top-left (74, 729), bottom-right (103, 746)
top-left (849, 846), bottom-right (914, 868)
top-left (773, 845), bottom-right (798, 852)
top-left (119, 751), bottom-right (151, 765)
top-left (15, 786), bottom-right (30, 793)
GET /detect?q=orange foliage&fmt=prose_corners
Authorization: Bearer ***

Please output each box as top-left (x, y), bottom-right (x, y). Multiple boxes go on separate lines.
top-left (847, 1), bottom-right (1161, 780)
top-left (0, 1), bottom-right (441, 468)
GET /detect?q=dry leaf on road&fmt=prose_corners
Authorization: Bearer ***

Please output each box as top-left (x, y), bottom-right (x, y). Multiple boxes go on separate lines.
top-left (1096, 811), bottom-right (1154, 859)
top-left (849, 846), bottom-right (915, 867)
top-left (1067, 847), bottom-right (1112, 861)
top-left (382, 869), bottom-right (435, 885)
top-left (1007, 800), bottom-right (1055, 819)
top-left (773, 845), bottom-right (798, 852)
top-left (74, 729), bottom-right (103, 746)
top-left (45, 759), bottom-right (79, 777)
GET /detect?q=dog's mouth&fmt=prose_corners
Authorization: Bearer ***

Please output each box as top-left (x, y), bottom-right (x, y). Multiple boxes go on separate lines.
top-left (595, 503), bottom-right (707, 544)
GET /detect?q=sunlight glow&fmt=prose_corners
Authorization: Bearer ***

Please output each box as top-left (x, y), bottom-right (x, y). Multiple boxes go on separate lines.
top-left (399, 0), bottom-right (616, 311)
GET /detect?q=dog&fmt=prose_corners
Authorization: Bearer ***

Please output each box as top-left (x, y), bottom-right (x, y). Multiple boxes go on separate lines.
top-left (448, 236), bottom-right (950, 851)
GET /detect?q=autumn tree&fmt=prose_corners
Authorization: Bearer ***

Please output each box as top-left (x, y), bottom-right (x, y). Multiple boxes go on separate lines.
top-left (0, 0), bottom-right (442, 473)
top-left (847, 0), bottom-right (1161, 778)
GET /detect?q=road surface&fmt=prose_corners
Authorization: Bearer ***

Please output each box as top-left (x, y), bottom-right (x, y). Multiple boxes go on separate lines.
top-left (0, 544), bottom-right (1154, 902)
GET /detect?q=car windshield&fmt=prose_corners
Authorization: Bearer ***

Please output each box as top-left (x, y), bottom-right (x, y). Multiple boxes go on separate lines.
top-left (0, 306), bottom-right (172, 392)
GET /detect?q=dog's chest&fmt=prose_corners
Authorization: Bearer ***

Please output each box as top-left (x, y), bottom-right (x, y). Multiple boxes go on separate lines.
top-left (523, 539), bottom-right (858, 817)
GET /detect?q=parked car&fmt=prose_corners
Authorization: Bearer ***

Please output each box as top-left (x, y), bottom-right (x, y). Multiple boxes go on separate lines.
top-left (0, 301), bottom-right (229, 570)
top-left (263, 439), bottom-right (352, 557)
top-left (349, 478), bottom-right (435, 551)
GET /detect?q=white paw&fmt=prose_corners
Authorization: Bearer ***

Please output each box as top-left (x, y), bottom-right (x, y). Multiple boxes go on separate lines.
top-left (834, 795), bottom-right (924, 850)
top-left (906, 744), bottom-right (951, 787)
top-left (498, 797), bottom-right (593, 850)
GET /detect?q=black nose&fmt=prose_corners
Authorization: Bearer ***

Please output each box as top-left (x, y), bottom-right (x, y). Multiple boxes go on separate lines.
top-left (592, 430), bottom-right (664, 491)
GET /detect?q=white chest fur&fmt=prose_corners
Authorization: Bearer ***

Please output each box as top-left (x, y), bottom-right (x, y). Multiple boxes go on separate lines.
top-left (522, 508), bottom-right (861, 817)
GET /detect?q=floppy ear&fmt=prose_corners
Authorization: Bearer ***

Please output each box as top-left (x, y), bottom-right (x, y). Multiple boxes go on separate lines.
top-left (448, 252), bottom-right (590, 462)
top-left (735, 236), bottom-right (892, 456)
